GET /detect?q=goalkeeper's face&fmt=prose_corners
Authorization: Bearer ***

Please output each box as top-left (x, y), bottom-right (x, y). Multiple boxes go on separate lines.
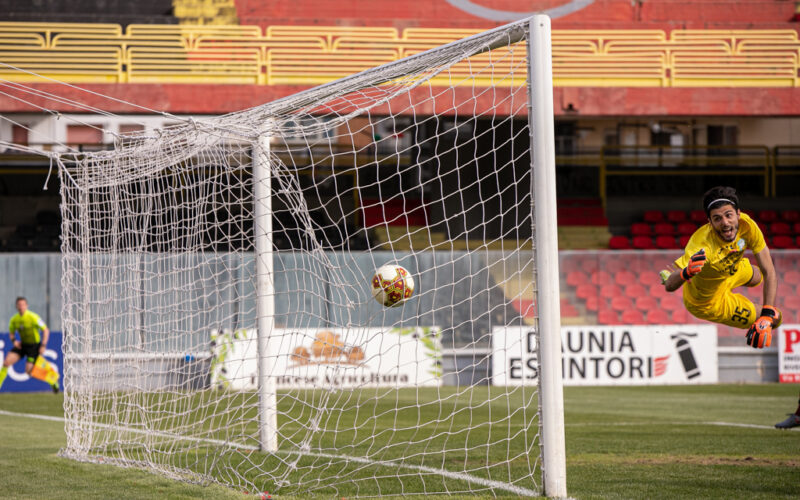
top-left (15, 298), bottom-right (27, 315)
top-left (708, 204), bottom-right (740, 242)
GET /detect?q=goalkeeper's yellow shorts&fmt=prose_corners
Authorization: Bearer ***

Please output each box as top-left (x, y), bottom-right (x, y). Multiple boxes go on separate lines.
top-left (684, 258), bottom-right (763, 329)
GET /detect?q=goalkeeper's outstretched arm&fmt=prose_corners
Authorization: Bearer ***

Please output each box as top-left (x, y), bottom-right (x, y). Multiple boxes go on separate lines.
top-left (660, 248), bottom-right (706, 292)
top-left (661, 269), bottom-right (685, 292)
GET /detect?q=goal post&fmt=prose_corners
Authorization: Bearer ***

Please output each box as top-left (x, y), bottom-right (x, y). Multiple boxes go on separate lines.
top-left (55, 14), bottom-right (567, 498)
top-left (528, 16), bottom-right (568, 498)
top-left (254, 126), bottom-right (278, 452)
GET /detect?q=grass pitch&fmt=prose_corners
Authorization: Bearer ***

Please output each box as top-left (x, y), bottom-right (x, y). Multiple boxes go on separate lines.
top-left (0, 384), bottom-right (797, 499)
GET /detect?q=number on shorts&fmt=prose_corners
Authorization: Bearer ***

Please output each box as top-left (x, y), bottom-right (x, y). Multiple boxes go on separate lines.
top-left (731, 306), bottom-right (750, 325)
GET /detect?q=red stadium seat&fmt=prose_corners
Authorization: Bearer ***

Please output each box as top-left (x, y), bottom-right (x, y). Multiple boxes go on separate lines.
top-left (646, 309), bottom-right (669, 324)
top-left (795, 222), bottom-right (800, 234)
top-left (566, 270), bottom-right (588, 287)
top-left (643, 210), bottom-right (664, 223)
top-left (690, 210), bottom-right (707, 224)
top-left (591, 270), bottom-right (613, 285)
top-left (611, 295), bottom-right (633, 312)
top-left (635, 295), bottom-right (658, 311)
top-left (580, 258), bottom-right (599, 274)
top-left (781, 210), bottom-right (800, 223)
top-left (678, 234), bottom-right (692, 247)
top-left (576, 283), bottom-right (596, 300)
top-left (608, 235), bottom-right (631, 249)
top-left (637, 271), bottom-right (656, 286)
top-left (770, 221), bottom-right (792, 235)
top-left (597, 309), bottom-right (619, 324)
top-left (561, 302), bottom-right (579, 317)
top-left (653, 222), bottom-right (675, 236)
top-left (743, 284), bottom-right (761, 298)
top-left (603, 259), bottom-right (626, 274)
top-left (655, 235), bottom-right (678, 249)
top-left (771, 235), bottom-right (794, 249)
top-left (560, 256), bottom-right (581, 273)
top-left (599, 284), bottom-right (624, 299)
top-left (630, 223), bottom-right (651, 236)
top-left (660, 295), bottom-right (683, 311)
top-left (758, 210), bottom-right (778, 223)
top-left (648, 282), bottom-right (669, 298)
top-left (628, 257), bottom-right (651, 274)
top-left (584, 295), bottom-right (600, 312)
top-left (785, 270), bottom-right (800, 284)
top-left (676, 222), bottom-right (696, 235)
top-left (624, 283), bottom-right (647, 299)
top-left (784, 295), bottom-right (800, 312)
top-left (671, 307), bottom-right (689, 323)
top-left (666, 210), bottom-right (688, 223)
top-left (621, 309), bottom-right (645, 324)
top-left (614, 270), bottom-right (636, 286)
top-left (632, 236), bottom-right (654, 249)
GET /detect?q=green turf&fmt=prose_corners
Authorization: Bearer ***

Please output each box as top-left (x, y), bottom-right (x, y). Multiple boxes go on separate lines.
top-left (0, 384), bottom-right (798, 499)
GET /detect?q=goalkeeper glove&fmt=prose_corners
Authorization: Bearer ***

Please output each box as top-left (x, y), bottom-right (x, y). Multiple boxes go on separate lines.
top-left (745, 306), bottom-right (780, 349)
top-left (680, 248), bottom-right (706, 281)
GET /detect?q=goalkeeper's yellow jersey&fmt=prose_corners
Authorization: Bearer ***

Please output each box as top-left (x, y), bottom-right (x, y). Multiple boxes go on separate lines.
top-left (674, 212), bottom-right (766, 307)
top-left (8, 310), bottom-right (47, 344)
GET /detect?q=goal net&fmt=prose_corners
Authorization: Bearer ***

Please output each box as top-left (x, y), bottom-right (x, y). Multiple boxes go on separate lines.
top-left (57, 15), bottom-right (565, 498)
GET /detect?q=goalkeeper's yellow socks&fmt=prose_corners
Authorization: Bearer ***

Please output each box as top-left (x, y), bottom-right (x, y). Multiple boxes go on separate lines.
top-left (0, 366), bottom-right (7, 391)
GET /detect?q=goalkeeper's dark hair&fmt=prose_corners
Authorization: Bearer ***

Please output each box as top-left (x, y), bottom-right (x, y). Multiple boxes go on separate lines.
top-left (15, 296), bottom-right (26, 303)
top-left (702, 186), bottom-right (739, 216)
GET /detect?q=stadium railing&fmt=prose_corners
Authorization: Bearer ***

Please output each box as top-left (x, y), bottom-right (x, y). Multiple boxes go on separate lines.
top-left (600, 144), bottom-right (772, 208)
top-left (1, 22), bottom-right (800, 86)
top-left (0, 143), bottom-right (792, 208)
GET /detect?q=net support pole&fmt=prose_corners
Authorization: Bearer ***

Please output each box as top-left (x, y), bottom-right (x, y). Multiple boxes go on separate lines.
top-left (527, 15), bottom-right (567, 499)
top-left (254, 126), bottom-right (278, 452)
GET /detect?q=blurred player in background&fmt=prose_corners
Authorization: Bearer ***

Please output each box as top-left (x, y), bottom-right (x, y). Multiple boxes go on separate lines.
top-left (659, 186), bottom-right (797, 429)
top-left (0, 297), bottom-right (59, 393)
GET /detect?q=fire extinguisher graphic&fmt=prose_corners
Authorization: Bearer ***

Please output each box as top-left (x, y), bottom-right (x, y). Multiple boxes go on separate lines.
top-left (671, 332), bottom-right (700, 379)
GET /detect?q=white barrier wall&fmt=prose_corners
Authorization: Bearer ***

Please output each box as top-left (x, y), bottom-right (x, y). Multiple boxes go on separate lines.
top-left (779, 325), bottom-right (800, 383)
top-left (210, 327), bottom-right (442, 390)
top-left (492, 325), bottom-right (718, 386)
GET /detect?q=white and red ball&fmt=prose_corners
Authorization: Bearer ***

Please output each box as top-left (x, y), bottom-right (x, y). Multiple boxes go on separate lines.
top-left (371, 264), bottom-right (415, 307)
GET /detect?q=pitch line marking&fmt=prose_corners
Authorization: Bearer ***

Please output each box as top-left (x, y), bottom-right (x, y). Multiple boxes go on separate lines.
top-left (0, 409), bottom-right (542, 497)
top-left (565, 420), bottom-right (798, 431)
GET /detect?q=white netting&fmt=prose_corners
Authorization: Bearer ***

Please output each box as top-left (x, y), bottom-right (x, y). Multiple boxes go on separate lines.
top-left (54, 18), bottom-right (548, 498)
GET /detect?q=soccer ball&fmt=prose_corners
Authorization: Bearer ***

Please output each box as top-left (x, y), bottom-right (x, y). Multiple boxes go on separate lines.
top-left (371, 264), bottom-right (415, 307)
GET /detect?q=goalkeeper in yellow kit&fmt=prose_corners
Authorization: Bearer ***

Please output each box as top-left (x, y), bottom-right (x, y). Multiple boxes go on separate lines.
top-left (1, 297), bottom-right (59, 393)
top-left (660, 186), bottom-right (798, 429)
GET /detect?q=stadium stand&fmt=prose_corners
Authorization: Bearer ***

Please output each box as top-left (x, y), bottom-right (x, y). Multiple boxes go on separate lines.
top-left (553, 250), bottom-right (800, 333)
top-left (173, 0), bottom-right (238, 25)
top-left (0, 0), bottom-right (178, 25)
top-left (608, 207), bottom-right (800, 251)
